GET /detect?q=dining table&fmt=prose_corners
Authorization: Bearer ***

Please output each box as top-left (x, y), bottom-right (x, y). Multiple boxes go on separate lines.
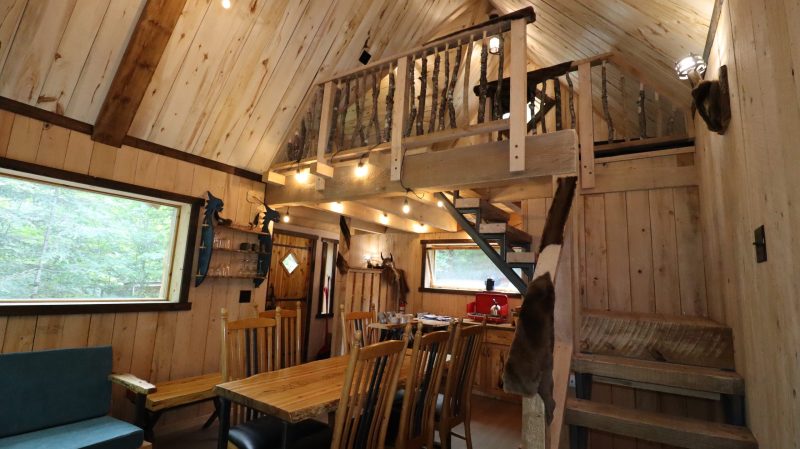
top-left (214, 352), bottom-right (413, 449)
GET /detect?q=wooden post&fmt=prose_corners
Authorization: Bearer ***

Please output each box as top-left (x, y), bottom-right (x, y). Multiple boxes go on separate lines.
top-left (331, 217), bottom-right (351, 356)
top-left (509, 19), bottom-right (527, 173)
top-left (577, 62), bottom-right (595, 188)
top-left (391, 57), bottom-right (409, 182)
top-left (312, 82), bottom-right (336, 192)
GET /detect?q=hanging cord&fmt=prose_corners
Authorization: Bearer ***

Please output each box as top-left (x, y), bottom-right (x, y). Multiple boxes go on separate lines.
top-left (397, 146), bottom-right (426, 201)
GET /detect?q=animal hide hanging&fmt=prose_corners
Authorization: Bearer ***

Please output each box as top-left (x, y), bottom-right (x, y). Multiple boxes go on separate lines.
top-left (692, 65), bottom-right (731, 135)
top-left (379, 253), bottom-right (409, 308)
top-left (503, 272), bottom-right (556, 424)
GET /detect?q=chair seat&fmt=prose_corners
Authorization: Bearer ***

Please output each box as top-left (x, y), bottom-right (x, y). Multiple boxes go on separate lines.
top-left (229, 416), bottom-right (332, 449)
top-left (0, 416), bottom-right (143, 449)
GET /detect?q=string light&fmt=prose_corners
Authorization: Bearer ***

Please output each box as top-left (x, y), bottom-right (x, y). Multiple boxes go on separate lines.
top-left (437, 199), bottom-right (444, 208)
top-left (282, 208), bottom-right (290, 223)
top-left (379, 213), bottom-right (389, 225)
top-left (354, 159), bottom-right (369, 178)
top-left (294, 167), bottom-right (309, 183)
top-left (221, 0), bottom-right (231, 9)
top-left (331, 202), bottom-right (344, 213)
top-left (488, 36), bottom-right (501, 55)
top-left (415, 222), bottom-right (426, 232)
top-left (402, 197), bottom-right (410, 214)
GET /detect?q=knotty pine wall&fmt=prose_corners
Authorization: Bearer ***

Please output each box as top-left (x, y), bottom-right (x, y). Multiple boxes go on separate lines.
top-left (696, 1), bottom-right (800, 446)
top-left (0, 109), bottom-right (269, 430)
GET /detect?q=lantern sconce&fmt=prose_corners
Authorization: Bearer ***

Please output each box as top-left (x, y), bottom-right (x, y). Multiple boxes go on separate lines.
top-left (675, 54), bottom-right (730, 135)
top-left (488, 36), bottom-right (501, 55)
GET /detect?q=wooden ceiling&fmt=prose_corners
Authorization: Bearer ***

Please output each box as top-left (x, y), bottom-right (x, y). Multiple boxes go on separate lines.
top-left (0, 0), bottom-right (712, 174)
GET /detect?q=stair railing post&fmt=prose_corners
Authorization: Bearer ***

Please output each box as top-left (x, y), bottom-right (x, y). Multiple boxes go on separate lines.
top-left (577, 62), bottom-right (595, 188)
top-left (315, 81), bottom-right (336, 191)
top-left (509, 18), bottom-right (527, 173)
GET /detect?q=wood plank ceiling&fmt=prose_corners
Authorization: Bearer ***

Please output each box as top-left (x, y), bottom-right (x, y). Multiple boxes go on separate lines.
top-left (0, 0), bottom-right (713, 173)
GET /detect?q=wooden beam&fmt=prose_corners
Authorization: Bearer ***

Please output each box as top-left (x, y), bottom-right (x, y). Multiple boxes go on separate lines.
top-left (391, 57), bottom-right (408, 182)
top-left (92, 0), bottom-right (188, 147)
top-left (565, 399), bottom-right (757, 449)
top-left (580, 310), bottom-right (735, 369)
top-left (357, 197), bottom-right (457, 232)
top-left (509, 19), bottom-right (527, 172)
top-left (308, 202), bottom-right (429, 234)
top-left (267, 130), bottom-right (577, 205)
top-left (263, 171), bottom-right (286, 186)
top-left (577, 62), bottom-right (595, 188)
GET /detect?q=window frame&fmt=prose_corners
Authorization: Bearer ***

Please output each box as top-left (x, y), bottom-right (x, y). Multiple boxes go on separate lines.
top-left (418, 239), bottom-right (521, 298)
top-left (0, 156), bottom-right (203, 315)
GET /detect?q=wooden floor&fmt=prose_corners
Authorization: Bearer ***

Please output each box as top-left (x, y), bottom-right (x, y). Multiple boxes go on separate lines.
top-left (156, 395), bottom-right (521, 449)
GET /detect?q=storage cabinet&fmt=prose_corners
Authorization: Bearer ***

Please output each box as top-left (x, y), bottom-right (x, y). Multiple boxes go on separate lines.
top-left (473, 327), bottom-right (520, 403)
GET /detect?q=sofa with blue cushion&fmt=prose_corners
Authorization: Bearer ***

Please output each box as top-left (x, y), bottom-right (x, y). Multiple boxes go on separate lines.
top-left (0, 346), bottom-right (147, 449)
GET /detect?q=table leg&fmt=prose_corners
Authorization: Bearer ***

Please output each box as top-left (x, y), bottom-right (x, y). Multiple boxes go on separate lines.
top-left (281, 420), bottom-right (289, 449)
top-left (217, 398), bottom-right (231, 449)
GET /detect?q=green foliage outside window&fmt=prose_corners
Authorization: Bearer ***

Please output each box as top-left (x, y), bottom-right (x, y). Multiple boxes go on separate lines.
top-left (0, 174), bottom-right (178, 301)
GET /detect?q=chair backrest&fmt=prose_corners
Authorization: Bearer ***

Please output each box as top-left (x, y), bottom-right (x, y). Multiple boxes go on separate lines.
top-left (259, 302), bottom-right (303, 368)
top-left (340, 302), bottom-right (378, 354)
top-left (439, 321), bottom-right (485, 427)
top-left (393, 324), bottom-right (453, 449)
top-left (331, 327), bottom-right (410, 449)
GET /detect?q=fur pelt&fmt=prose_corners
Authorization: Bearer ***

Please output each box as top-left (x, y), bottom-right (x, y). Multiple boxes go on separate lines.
top-left (503, 272), bottom-right (556, 423)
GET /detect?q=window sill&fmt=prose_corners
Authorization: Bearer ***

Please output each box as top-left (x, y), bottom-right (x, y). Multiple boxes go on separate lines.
top-left (418, 287), bottom-right (522, 298)
top-left (0, 301), bottom-right (192, 316)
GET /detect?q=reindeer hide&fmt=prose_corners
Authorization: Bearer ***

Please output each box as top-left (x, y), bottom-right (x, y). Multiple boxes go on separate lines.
top-left (503, 272), bottom-right (555, 423)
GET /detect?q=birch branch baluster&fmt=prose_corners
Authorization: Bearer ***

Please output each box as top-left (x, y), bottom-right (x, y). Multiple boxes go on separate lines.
top-left (329, 83), bottom-right (342, 152)
top-left (429, 51), bottom-right (440, 133)
top-left (602, 61), bottom-right (614, 143)
top-left (478, 33), bottom-right (488, 123)
top-left (554, 77), bottom-right (562, 131)
top-left (351, 76), bottom-right (366, 148)
top-left (417, 53), bottom-right (427, 136)
top-left (385, 68), bottom-right (395, 142)
top-left (447, 42), bottom-right (462, 129)
top-left (405, 57), bottom-right (417, 137)
top-left (339, 79), bottom-right (350, 150)
top-left (438, 45), bottom-right (450, 131)
top-left (529, 85), bottom-right (537, 135)
top-left (539, 80), bottom-right (548, 134)
top-left (371, 71), bottom-right (380, 143)
top-left (566, 71), bottom-right (576, 129)
top-left (621, 74), bottom-right (629, 141)
top-left (493, 36), bottom-right (504, 121)
top-left (638, 82), bottom-right (647, 138)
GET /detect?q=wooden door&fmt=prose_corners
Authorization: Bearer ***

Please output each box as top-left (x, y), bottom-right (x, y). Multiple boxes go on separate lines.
top-left (266, 230), bottom-right (317, 361)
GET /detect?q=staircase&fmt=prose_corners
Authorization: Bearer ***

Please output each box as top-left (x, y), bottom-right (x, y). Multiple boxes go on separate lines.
top-left (436, 193), bottom-right (536, 295)
top-left (567, 311), bottom-right (758, 449)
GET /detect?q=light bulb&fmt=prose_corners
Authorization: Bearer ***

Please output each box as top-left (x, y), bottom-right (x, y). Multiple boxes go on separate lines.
top-left (331, 202), bottom-right (344, 213)
top-left (488, 36), bottom-right (501, 55)
top-left (379, 213), bottom-right (389, 225)
top-left (294, 167), bottom-right (309, 183)
top-left (415, 222), bottom-right (426, 232)
top-left (402, 198), bottom-right (410, 214)
top-left (221, 0), bottom-right (231, 9)
top-left (354, 161), bottom-right (368, 178)
top-left (675, 54), bottom-right (706, 80)
top-left (437, 200), bottom-right (444, 208)
top-left (282, 210), bottom-right (290, 223)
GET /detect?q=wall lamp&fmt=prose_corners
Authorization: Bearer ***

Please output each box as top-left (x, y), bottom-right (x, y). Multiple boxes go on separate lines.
top-left (676, 54), bottom-right (730, 135)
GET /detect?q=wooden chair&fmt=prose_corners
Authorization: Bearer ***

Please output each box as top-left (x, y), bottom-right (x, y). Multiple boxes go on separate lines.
top-left (389, 323), bottom-right (453, 449)
top-left (331, 327), bottom-right (411, 449)
top-left (340, 302), bottom-right (379, 353)
top-left (436, 321), bottom-right (486, 449)
top-left (259, 302), bottom-right (304, 368)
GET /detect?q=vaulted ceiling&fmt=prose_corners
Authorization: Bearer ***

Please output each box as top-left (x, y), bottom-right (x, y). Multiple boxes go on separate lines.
top-left (0, 0), bottom-right (713, 174)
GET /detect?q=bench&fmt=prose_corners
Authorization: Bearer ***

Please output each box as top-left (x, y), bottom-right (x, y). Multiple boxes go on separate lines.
top-left (0, 346), bottom-right (149, 449)
top-left (112, 372), bottom-right (222, 441)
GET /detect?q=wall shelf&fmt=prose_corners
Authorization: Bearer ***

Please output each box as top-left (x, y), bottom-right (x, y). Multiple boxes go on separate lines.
top-left (199, 246), bottom-right (271, 256)
top-left (197, 275), bottom-right (267, 281)
top-left (203, 223), bottom-right (268, 236)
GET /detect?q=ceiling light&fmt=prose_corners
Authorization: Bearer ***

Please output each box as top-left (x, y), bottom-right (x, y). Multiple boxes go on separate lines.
top-left (221, 0), bottom-right (231, 9)
top-left (331, 202), bottom-right (344, 213)
top-left (402, 198), bottom-right (410, 214)
top-left (379, 213), bottom-right (389, 225)
top-left (675, 54), bottom-right (706, 81)
top-left (488, 36), bottom-right (501, 55)
top-left (294, 167), bottom-right (310, 183)
top-left (354, 160), bottom-right (368, 178)
top-left (437, 199), bottom-right (444, 208)
top-left (282, 208), bottom-right (290, 223)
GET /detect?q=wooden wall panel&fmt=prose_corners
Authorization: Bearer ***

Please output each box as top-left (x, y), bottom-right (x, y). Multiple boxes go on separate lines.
top-left (0, 110), bottom-right (269, 429)
top-left (695, 1), bottom-right (800, 446)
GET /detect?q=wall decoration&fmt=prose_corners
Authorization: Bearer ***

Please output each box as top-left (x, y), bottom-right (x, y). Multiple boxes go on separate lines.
top-left (254, 204), bottom-right (280, 287)
top-left (196, 191), bottom-right (225, 286)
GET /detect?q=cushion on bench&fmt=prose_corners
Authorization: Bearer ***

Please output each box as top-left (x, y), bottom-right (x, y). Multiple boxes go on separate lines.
top-left (0, 416), bottom-right (143, 449)
top-left (0, 346), bottom-right (113, 438)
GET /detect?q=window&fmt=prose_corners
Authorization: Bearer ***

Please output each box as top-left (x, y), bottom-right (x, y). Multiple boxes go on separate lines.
top-left (421, 240), bottom-right (521, 295)
top-left (0, 160), bottom-right (201, 312)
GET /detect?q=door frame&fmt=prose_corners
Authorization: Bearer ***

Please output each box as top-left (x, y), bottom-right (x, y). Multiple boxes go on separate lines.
top-left (268, 228), bottom-right (318, 363)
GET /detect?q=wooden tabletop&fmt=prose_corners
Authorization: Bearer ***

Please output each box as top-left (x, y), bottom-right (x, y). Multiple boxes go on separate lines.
top-left (214, 354), bottom-right (412, 423)
top-left (368, 318), bottom-right (451, 330)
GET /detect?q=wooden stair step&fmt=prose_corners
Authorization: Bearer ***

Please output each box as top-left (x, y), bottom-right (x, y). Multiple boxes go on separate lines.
top-left (580, 310), bottom-right (735, 370)
top-left (454, 197), bottom-right (510, 222)
top-left (146, 373), bottom-right (222, 411)
top-left (478, 222), bottom-right (532, 244)
top-left (572, 353), bottom-right (744, 396)
top-left (565, 398), bottom-right (757, 449)
top-left (506, 251), bottom-right (536, 265)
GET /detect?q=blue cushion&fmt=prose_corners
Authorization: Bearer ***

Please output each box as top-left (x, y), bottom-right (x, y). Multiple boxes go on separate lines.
top-left (0, 346), bottom-right (112, 437)
top-left (0, 416), bottom-right (143, 449)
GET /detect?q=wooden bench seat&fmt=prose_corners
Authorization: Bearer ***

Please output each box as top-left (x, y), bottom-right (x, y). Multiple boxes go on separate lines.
top-left (146, 373), bottom-right (222, 412)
